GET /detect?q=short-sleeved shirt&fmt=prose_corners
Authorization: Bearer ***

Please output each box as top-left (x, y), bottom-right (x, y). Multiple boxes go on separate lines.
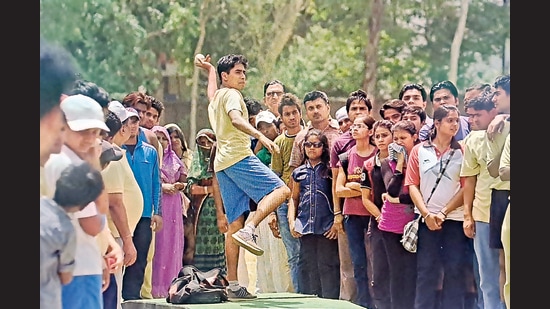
top-left (101, 146), bottom-right (144, 238)
top-left (500, 134), bottom-right (510, 175)
top-left (404, 141), bottom-right (465, 221)
top-left (271, 131), bottom-right (298, 184)
top-left (329, 131), bottom-right (356, 169)
top-left (342, 145), bottom-right (376, 216)
top-left (460, 130), bottom-right (494, 223)
top-left (291, 161), bottom-right (334, 235)
top-left (289, 123), bottom-right (341, 168)
top-left (44, 145), bottom-right (103, 276)
top-left (40, 197), bottom-right (76, 309)
top-left (208, 88), bottom-right (254, 172)
top-left (486, 121), bottom-right (510, 190)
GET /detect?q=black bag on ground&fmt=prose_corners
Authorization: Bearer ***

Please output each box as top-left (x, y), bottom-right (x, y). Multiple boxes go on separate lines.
top-left (166, 265), bottom-right (229, 304)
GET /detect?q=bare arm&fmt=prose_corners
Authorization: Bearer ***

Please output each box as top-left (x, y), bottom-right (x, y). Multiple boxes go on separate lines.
top-left (107, 193), bottom-right (137, 266)
top-left (228, 109), bottom-right (280, 155)
top-left (58, 271), bottom-right (73, 285)
top-left (360, 187), bottom-right (381, 218)
top-left (335, 166), bottom-right (361, 198)
top-left (211, 173), bottom-right (228, 234)
top-left (196, 54), bottom-right (218, 101)
top-left (462, 176), bottom-right (476, 238)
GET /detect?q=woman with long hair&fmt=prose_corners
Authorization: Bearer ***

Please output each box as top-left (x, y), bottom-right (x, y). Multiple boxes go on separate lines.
top-left (150, 126), bottom-right (187, 298)
top-left (404, 105), bottom-right (472, 309)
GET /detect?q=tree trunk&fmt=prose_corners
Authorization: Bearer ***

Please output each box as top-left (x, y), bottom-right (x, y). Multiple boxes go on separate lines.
top-left (255, 0), bottom-right (308, 82)
top-left (449, 0), bottom-right (469, 85)
top-left (363, 0), bottom-right (385, 118)
top-left (189, 0), bottom-right (213, 150)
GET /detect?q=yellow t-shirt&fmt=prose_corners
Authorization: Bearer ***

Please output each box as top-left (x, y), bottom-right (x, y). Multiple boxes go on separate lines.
top-left (460, 130), bottom-right (494, 223)
top-left (101, 147), bottom-right (144, 238)
top-left (208, 87), bottom-right (254, 172)
top-left (486, 122), bottom-right (510, 190)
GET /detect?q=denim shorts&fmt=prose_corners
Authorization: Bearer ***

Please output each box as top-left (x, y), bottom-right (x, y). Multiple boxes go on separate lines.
top-left (216, 155), bottom-right (285, 224)
top-left (62, 274), bottom-right (103, 309)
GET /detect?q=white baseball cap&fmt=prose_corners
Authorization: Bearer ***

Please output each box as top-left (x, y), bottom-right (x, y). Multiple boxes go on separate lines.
top-left (255, 110), bottom-right (277, 128)
top-left (108, 101), bottom-right (130, 122)
top-left (60, 94), bottom-right (110, 132)
top-left (335, 106), bottom-right (349, 122)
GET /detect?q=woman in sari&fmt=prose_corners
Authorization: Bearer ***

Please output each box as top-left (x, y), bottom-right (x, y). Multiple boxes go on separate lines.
top-left (150, 126), bottom-right (187, 298)
top-left (184, 129), bottom-right (228, 272)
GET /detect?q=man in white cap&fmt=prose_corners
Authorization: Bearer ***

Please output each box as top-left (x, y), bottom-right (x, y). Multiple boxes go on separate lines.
top-left (44, 94), bottom-right (123, 309)
top-left (335, 106), bottom-right (352, 133)
top-left (102, 101), bottom-right (143, 309)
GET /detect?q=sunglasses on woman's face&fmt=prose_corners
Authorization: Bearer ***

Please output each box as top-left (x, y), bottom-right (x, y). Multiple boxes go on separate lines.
top-left (304, 141), bottom-right (323, 148)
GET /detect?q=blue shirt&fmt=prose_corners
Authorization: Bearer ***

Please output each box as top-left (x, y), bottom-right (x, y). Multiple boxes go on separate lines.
top-left (122, 128), bottom-right (161, 217)
top-left (419, 115), bottom-right (470, 142)
top-left (291, 161), bottom-right (334, 235)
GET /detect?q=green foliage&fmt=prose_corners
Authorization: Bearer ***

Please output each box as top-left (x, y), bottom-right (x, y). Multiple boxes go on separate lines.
top-left (41, 0), bottom-right (509, 104)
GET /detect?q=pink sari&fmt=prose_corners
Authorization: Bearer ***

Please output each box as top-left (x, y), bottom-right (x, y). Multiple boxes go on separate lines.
top-left (151, 126), bottom-right (187, 298)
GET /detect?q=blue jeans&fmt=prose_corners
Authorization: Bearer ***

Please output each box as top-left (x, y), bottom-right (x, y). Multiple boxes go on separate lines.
top-left (474, 221), bottom-right (506, 309)
top-left (277, 201), bottom-right (301, 293)
top-left (344, 215), bottom-right (374, 308)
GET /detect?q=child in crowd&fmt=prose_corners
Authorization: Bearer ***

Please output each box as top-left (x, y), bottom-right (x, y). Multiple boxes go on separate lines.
top-left (288, 129), bottom-right (340, 299)
top-left (40, 162), bottom-right (105, 309)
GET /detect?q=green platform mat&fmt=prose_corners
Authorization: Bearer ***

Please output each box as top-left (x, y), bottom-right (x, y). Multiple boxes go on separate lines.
top-left (121, 292), bottom-right (365, 309)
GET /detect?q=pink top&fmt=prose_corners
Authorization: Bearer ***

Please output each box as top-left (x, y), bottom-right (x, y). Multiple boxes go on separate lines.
top-left (378, 160), bottom-right (415, 234)
top-left (343, 146), bottom-right (376, 216)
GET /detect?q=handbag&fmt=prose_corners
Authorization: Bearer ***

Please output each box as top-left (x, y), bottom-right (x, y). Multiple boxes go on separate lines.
top-left (401, 149), bottom-right (456, 253)
top-left (166, 265), bottom-right (229, 304)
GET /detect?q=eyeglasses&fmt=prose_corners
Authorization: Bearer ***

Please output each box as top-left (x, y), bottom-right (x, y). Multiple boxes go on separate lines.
top-left (303, 141), bottom-right (323, 148)
top-left (266, 91), bottom-right (284, 98)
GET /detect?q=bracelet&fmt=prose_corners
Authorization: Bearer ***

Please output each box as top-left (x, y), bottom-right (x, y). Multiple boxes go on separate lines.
top-left (334, 211), bottom-right (342, 216)
top-left (375, 214), bottom-right (381, 221)
top-left (439, 210), bottom-right (448, 218)
top-left (121, 234), bottom-right (132, 239)
top-left (423, 212), bottom-right (430, 219)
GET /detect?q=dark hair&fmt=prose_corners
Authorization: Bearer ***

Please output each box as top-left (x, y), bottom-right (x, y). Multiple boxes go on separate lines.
top-left (356, 115), bottom-right (377, 130)
top-left (147, 95), bottom-right (165, 117)
top-left (68, 80), bottom-right (110, 108)
top-left (165, 124), bottom-right (189, 152)
top-left (464, 90), bottom-right (496, 112)
top-left (493, 74), bottom-right (510, 95)
top-left (245, 97), bottom-right (264, 116)
top-left (263, 80), bottom-right (286, 96)
top-left (302, 129), bottom-right (331, 176)
top-left (398, 83), bottom-right (427, 101)
top-left (54, 162), bottom-right (104, 209)
top-left (303, 90), bottom-right (329, 105)
top-left (379, 99), bottom-right (407, 119)
top-left (40, 38), bottom-right (78, 118)
top-left (346, 89), bottom-right (371, 113)
top-left (122, 91), bottom-right (151, 109)
top-left (403, 105), bottom-right (427, 123)
top-left (429, 80), bottom-right (459, 102)
top-left (105, 111), bottom-right (122, 138)
top-left (278, 93), bottom-right (302, 116)
top-left (430, 105), bottom-right (461, 150)
top-left (217, 54), bottom-right (248, 81)
top-left (391, 120), bottom-right (417, 136)
top-left (373, 119), bottom-right (393, 134)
